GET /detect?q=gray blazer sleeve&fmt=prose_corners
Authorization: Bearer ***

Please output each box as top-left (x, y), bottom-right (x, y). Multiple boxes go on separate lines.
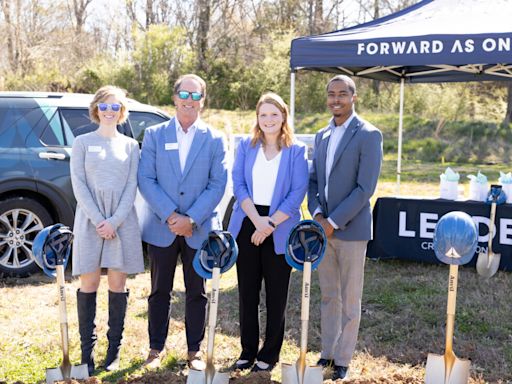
top-left (70, 137), bottom-right (105, 226)
top-left (329, 129), bottom-right (382, 229)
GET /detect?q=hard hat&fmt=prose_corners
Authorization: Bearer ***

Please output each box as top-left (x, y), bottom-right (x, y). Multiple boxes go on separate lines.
top-left (285, 220), bottom-right (327, 271)
top-left (433, 211), bottom-right (478, 265)
top-left (193, 230), bottom-right (239, 279)
top-left (32, 224), bottom-right (73, 278)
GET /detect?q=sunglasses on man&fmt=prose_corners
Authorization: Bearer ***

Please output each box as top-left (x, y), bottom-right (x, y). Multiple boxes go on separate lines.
top-left (97, 103), bottom-right (122, 112)
top-left (177, 91), bottom-right (203, 101)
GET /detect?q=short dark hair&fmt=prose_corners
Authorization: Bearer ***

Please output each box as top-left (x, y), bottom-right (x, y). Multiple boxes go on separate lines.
top-left (326, 75), bottom-right (356, 95)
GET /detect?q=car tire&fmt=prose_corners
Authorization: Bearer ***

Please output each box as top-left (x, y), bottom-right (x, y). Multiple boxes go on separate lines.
top-left (0, 197), bottom-right (53, 277)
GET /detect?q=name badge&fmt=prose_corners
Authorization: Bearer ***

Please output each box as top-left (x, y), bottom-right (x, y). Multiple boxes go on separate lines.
top-left (322, 130), bottom-right (331, 140)
top-left (165, 142), bottom-right (179, 150)
top-left (88, 146), bottom-right (102, 153)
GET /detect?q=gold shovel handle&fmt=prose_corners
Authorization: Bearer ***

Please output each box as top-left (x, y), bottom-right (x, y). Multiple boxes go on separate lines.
top-left (445, 264), bottom-right (458, 354)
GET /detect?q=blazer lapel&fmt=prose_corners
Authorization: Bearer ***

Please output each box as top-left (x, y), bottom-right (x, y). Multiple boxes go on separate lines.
top-left (181, 121), bottom-right (207, 180)
top-left (245, 141), bottom-right (260, 199)
top-left (331, 117), bottom-right (360, 171)
top-left (270, 145), bottom-right (290, 210)
top-left (164, 118), bottom-right (182, 179)
top-left (316, 128), bottom-right (331, 191)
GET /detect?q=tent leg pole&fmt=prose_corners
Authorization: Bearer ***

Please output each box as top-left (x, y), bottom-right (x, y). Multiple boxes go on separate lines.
top-left (396, 77), bottom-right (405, 196)
top-left (290, 71), bottom-right (296, 130)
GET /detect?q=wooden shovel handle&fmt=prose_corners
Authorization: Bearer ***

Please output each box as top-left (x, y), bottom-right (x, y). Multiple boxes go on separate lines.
top-left (445, 264), bottom-right (458, 354)
top-left (56, 264), bottom-right (70, 364)
top-left (297, 261), bottom-right (312, 377)
top-left (488, 202), bottom-right (496, 252)
top-left (206, 267), bottom-right (221, 365)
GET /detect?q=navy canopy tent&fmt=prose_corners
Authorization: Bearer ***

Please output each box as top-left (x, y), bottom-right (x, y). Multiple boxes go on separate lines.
top-left (289, 0), bottom-right (512, 192)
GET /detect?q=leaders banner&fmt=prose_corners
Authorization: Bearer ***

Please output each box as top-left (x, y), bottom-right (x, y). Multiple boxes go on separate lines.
top-left (367, 197), bottom-right (512, 271)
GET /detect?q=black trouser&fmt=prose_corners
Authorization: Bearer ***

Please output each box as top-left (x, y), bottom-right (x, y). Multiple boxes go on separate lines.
top-left (236, 205), bottom-right (292, 365)
top-left (147, 236), bottom-right (207, 352)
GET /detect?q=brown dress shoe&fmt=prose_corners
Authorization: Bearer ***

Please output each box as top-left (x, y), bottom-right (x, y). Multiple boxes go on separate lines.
top-left (188, 351), bottom-right (206, 371)
top-left (143, 349), bottom-right (162, 369)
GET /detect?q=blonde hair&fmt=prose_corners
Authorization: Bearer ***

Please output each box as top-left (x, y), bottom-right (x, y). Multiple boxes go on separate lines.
top-left (89, 85), bottom-right (129, 125)
top-left (251, 92), bottom-right (294, 149)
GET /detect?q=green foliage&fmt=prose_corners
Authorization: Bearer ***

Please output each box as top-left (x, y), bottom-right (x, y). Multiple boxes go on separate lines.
top-left (206, 31), bottom-right (294, 110)
top-left (403, 138), bottom-right (447, 162)
top-left (73, 55), bottom-right (120, 93)
top-left (4, 62), bottom-right (71, 91)
top-left (130, 24), bottom-right (194, 105)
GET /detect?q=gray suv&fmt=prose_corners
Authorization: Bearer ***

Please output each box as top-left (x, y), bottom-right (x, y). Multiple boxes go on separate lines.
top-left (0, 92), bottom-right (170, 277)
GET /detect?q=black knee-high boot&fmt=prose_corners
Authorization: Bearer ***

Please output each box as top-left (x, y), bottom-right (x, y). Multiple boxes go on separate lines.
top-left (104, 290), bottom-right (129, 371)
top-left (76, 289), bottom-right (97, 376)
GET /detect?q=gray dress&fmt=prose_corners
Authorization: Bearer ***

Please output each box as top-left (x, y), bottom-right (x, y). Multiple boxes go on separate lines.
top-left (70, 131), bottom-right (144, 275)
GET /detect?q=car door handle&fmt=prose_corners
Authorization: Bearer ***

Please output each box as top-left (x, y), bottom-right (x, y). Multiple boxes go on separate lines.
top-left (38, 152), bottom-right (66, 160)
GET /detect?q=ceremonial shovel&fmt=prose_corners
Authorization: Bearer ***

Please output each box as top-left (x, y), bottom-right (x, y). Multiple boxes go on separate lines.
top-left (425, 263), bottom-right (470, 384)
top-left (281, 231), bottom-right (324, 384)
top-left (188, 232), bottom-right (238, 384)
top-left (426, 211), bottom-right (477, 384)
top-left (476, 185), bottom-right (502, 278)
top-left (45, 237), bottom-right (89, 383)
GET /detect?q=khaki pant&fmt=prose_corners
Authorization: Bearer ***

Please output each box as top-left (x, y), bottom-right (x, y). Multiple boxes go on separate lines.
top-left (317, 237), bottom-right (367, 366)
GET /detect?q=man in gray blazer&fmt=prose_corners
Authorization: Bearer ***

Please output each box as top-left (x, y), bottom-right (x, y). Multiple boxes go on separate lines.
top-left (138, 74), bottom-right (227, 369)
top-left (308, 75), bottom-right (382, 380)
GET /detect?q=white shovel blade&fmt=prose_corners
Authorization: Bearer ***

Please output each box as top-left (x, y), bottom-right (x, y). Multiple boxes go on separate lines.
top-left (46, 364), bottom-right (89, 384)
top-left (70, 364), bottom-right (90, 379)
top-left (281, 362), bottom-right (323, 384)
top-left (186, 368), bottom-right (230, 384)
top-left (46, 368), bottom-right (64, 384)
top-left (425, 353), bottom-right (470, 384)
top-left (476, 252), bottom-right (501, 278)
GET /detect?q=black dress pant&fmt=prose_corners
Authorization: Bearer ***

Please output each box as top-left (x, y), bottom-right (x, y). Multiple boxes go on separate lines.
top-left (147, 236), bottom-right (207, 352)
top-left (236, 206), bottom-right (292, 365)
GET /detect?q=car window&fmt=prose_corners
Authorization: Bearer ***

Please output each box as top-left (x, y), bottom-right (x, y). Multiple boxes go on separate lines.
top-left (0, 106), bottom-right (46, 148)
top-left (39, 108), bottom-right (69, 146)
top-left (128, 111), bottom-right (168, 142)
top-left (60, 108), bottom-right (96, 138)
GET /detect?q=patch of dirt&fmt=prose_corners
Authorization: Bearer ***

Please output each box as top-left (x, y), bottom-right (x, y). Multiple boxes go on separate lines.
top-left (324, 374), bottom-right (423, 384)
top-left (52, 371), bottom-right (278, 384)
top-left (118, 370), bottom-right (187, 384)
top-left (230, 371), bottom-right (278, 384)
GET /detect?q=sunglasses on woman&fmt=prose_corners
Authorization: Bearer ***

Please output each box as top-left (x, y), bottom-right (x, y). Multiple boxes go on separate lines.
top-left (97, 103), bottom-right (122, 112)
top-left (177, 91), bottom-right (203, 101)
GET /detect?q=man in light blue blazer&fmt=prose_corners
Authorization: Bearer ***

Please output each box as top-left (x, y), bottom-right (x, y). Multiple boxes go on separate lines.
top-left (138, 74), bottom-right (227, 369)
top-left (308, 75), bottom-right (382, 380)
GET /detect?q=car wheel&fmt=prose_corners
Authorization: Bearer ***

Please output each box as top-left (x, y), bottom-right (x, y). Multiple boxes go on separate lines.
top-left (0, 197), bottom-right (53, 277)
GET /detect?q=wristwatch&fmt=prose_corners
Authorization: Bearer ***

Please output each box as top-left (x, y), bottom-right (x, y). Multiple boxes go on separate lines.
top-left (188, 216), bottom-right (197, 230)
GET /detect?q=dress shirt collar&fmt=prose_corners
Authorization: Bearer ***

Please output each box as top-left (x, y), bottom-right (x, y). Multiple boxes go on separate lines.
top-left (175, 117), bottom-right (199, 134)
top-left (329, 112), bottom-right (356, 131)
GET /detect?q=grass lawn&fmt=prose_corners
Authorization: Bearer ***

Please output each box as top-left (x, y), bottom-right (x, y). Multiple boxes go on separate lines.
top-left (1, 165), bottom-right (511, 383)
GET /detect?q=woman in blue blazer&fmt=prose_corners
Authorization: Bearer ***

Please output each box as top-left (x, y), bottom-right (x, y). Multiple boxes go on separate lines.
top-left (228, 92), bottom-right (309, 372)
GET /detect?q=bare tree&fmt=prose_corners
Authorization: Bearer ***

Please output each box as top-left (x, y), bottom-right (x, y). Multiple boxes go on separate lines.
top-left (0, 0), bottom-right (17, 71)
top-left (196, 0), bottom-right (211, 72)
top-left (67, 0), bottom-right (93, 34)
top-left (504, 82), bottom-right (512, 126)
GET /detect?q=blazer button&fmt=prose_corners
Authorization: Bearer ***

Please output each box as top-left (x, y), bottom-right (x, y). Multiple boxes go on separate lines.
top-left (180, 192), bottom-right (184, 195)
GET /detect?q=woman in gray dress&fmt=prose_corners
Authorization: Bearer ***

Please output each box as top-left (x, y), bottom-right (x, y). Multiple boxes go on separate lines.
top-left (70, 85), bottom-right (143, 374)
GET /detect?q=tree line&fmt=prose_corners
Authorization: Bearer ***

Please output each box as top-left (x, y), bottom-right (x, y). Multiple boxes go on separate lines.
top-left (0, 0), bottom-right (511, 125)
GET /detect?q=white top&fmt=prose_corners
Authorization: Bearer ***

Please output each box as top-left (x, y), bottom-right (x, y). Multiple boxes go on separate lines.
top-left (252, 146), bottom-right (282, 206)
top-left (175, 118), bottom-right (198, 172)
